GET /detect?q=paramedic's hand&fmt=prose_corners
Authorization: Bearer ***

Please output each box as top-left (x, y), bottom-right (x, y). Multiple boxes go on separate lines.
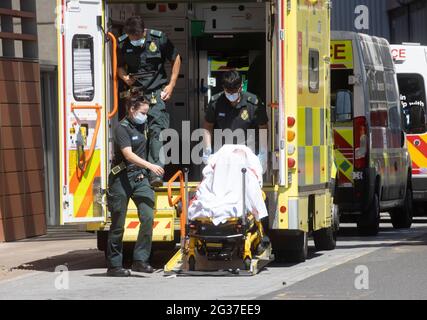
top-left (257, 151), bottom-right (268, 174)
top-left (122, 75), bottom-right (136, 87)
top-left (148, 164), bottom-right (165, 177)
top-left (202, 147), bottom-right (212, 165)
top-left (161, 84), bottom-right (174, 101)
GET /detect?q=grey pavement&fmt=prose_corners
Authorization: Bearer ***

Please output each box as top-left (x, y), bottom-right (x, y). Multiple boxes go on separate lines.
top-left (0, 218), bottom-right (427, 300)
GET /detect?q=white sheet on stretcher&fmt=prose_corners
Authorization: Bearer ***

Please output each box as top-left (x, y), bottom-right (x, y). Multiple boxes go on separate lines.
top-left (188, 145), bottom-right (268, 226)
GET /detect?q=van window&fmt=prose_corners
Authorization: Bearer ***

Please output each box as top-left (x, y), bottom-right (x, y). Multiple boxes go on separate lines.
top-left (72, 35), bottom-right (95, 101)
top-left (385, 71), bottom-right (399, 104)
top-left (385, 71), bottom-right (401, 130)
top-left (309, 49), bottom-right (319, 93)
top-left (361, 39), bottom-right (381, 68)
top-left (398, 73), bottom-right (427, 134)
top-left (378, 43), bottom-right (394, 70)
top-left (367, 70), bottom-right (387, 103)
top-left (335, 90), bottom-right (353, 122)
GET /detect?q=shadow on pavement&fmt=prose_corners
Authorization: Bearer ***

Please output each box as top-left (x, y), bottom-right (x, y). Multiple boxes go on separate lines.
top-left (11, 248), bottom-right (178, 273)
top-left (86, 272), bottom-right (149, 278)
top-left (12, 249), bottom-right (105, 272)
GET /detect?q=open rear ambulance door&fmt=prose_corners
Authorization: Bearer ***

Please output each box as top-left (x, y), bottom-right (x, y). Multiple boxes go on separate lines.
top-left (273, 0), bottom-right (287, 187)
top-left (58, 0), bottom-right (108, 224)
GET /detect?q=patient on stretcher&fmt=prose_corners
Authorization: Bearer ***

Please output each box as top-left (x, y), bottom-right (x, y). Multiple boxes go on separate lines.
top-left (188, 145), bottom-right (268, 226)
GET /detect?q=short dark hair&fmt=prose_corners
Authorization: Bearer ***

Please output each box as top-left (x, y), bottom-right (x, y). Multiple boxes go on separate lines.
top-left (125, 97), bottom-right (149, 112)
top-left (124, 16), bottom-right (145, 36)
top-left (222, 70), bottom-right (242, 90)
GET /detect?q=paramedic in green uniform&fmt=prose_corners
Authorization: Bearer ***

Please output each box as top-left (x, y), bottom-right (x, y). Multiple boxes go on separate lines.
top-left (107, 97), bottom-right (164, 277)
top-left (203, 70), bottom-right (269, 171)
top-left (117, 16), bottom-right (181, 187)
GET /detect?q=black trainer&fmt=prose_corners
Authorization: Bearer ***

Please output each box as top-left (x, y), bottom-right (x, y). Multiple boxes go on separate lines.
top-left (107, 267), bottom-right (131, 277)
top-left (132, 261), bottom-right (154, 273)
top-left (149, 176), bottom-right (163, 188)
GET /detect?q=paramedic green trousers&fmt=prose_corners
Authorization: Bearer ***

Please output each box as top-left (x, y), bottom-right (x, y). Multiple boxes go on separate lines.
top-left (144, 88), bottom-right (170, 179)
top-left (107, 170), bottom-right (155, 268)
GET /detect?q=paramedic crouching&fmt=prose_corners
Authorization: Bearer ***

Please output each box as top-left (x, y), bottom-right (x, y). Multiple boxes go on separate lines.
top-left (203, 70), bottom-right (269, 170)
top-left (106, 97), bottom-right (164, 277)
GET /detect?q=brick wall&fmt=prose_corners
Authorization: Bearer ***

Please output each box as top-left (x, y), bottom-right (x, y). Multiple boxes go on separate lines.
top-left (0, 59), bottom-right (46, 241)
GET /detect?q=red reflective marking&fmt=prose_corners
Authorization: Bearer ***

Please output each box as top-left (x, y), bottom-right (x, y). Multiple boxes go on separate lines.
top-left (127, 221), bottom-right (140, 229)
top-left (408, 135), bottom-right (427, 156)
top-left (331, 64), bottom-right (347, 70)
top-left (334, 130), bottom-right (353, 150)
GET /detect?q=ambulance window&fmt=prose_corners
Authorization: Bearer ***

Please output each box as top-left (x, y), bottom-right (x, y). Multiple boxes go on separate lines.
top-left (72, 35), bottom-right (95, 101)
top-left (309, 49), bottom-right (319, 93)
top-left (398, 74), bottom-right (427, 134)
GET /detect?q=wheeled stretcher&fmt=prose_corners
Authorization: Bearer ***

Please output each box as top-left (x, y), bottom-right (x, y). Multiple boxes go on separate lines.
top-left (164, 146), bottom-right (274, 276)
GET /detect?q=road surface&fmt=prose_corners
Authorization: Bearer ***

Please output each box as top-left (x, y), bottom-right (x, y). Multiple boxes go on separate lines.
top-left (0, 217), bottom-right (427, 300)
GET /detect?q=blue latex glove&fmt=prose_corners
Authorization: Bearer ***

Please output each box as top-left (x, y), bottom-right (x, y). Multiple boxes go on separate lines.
top-left (202, 147), bottom-right (212, 165)
top-left (257, 150), bottom-right (268, 174)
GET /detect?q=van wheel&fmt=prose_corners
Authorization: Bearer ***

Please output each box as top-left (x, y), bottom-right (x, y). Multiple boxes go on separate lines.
top-left (313, 227), bottom-right (336, 251)
top-left (274, 232), bottom-right (308, 263)
top-left (357, 193), bottom-right (380, 236)
top-left (390, 183), bottom-right (413, 229)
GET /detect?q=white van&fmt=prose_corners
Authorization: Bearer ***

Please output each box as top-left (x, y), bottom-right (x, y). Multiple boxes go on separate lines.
top-left (331, 32), bottom-right (413, 235)
top-left (391, 44), bottom-right (427, 214)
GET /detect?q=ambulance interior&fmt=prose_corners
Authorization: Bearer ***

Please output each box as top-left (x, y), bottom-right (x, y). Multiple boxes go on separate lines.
top-left (106, 1), bottom-right (277, 183)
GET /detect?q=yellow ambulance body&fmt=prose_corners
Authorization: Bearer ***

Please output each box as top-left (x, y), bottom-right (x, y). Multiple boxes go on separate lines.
top-left (57, 0), bottom-right (336, 264)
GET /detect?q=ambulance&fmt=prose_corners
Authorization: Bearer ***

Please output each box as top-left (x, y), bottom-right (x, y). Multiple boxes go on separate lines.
top-left (391, 44), bottom-right (427, 215)
top-left (331, 32), bottom-right (413, 235)
top-left (57, 0), bottom-right (337, 268)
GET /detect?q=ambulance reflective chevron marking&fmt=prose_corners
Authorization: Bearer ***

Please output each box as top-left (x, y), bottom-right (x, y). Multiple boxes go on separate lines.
top-left (69, 152), bottom-right (101, 218)
top-left (407, 134), bottom-right (427, 175)
top-left (333, 127), bottom-right (354, 186)
top-left (123, 214), bottom-right (175, 242)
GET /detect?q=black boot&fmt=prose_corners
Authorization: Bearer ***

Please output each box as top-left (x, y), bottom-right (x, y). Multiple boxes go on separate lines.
top-left (132, 261), bottom-right (154, 273)
top-left (149, 176), bottom-right (163, 188)
top-left (107, 267), bottom-right (131, 277)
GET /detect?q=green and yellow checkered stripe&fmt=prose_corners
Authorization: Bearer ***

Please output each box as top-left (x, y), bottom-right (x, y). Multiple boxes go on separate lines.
top-left (297, 106), bottom-right (328, 187)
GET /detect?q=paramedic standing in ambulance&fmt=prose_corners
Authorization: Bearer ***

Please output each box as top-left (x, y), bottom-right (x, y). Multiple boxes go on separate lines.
top-left (203, 70), bottom-right (269, 172)
top-left (107, 97), bottom-right (164, 277)
top-left (117, 16), bottom-right (181, 187)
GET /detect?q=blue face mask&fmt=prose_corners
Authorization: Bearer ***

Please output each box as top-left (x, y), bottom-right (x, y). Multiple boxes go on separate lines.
top-left (225, 92), bottom-right (240, 102)
top-left (133, 113), bottom-right (147, 125)
top-left (130, 38), bottom-right (145, 47)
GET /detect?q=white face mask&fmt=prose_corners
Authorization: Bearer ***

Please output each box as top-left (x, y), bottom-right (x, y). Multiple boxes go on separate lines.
top-left (130, 38), bottom-right (145, 47)
top-left (133, 113), bottom-right (147, 125)
top-left (225, 92), bottom-right (240, 102)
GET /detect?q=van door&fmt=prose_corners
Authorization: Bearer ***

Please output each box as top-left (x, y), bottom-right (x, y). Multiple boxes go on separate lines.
top-left (331, 40), bottom-right (355, 188)
top-left (57, 0), bottom-right (108, 224)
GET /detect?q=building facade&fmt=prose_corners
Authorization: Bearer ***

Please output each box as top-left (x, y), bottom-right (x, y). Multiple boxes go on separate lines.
top-left (332, 0), bottom-right (427, 45)
top-left (0, 0), bottom-right (46, 241)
